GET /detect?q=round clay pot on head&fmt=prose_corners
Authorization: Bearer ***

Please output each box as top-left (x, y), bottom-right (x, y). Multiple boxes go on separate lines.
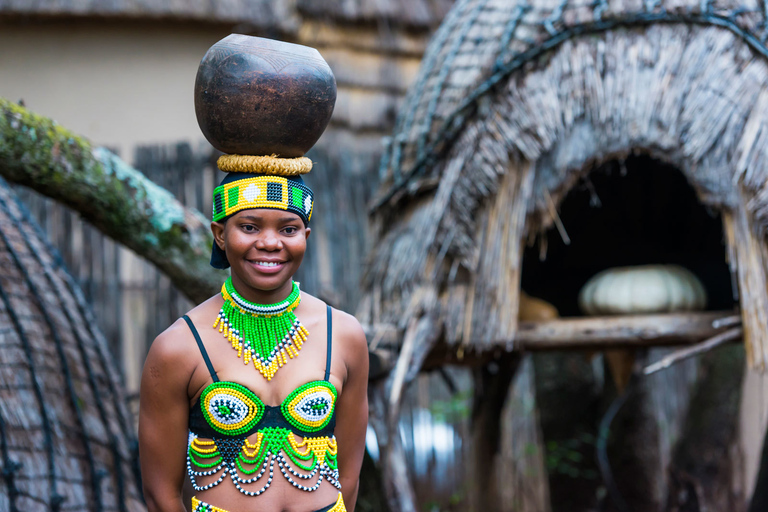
top-left (195, 34), bottom-right (337, 157)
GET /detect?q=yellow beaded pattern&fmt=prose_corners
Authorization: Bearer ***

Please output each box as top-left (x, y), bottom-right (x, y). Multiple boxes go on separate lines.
top-left (191, 496), bottom-right (231, 512)
top-left (211, 175), bottom-right (313, 223)
top-left (188, 430), bottom-right (339, 472)
top-left (288, 432), bottom-right (339, 466)
top-left (329, 492), bottom-right (347, 512)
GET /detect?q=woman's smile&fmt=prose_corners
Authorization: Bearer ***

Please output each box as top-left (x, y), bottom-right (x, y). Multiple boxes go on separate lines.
top-left (248, 258), bottom-right (287, 273)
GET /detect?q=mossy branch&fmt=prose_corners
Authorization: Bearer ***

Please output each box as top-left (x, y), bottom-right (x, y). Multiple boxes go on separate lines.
top-left (0, 97), bottom-right (225, 304)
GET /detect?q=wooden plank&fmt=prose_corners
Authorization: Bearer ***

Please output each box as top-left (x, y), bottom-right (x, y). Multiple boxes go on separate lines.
top-left (514, 310), bottom-right (736, 350)
top-left (368, 310), bottom-right (737, 350)
top-left (369, 310), bottom-right (740, 370)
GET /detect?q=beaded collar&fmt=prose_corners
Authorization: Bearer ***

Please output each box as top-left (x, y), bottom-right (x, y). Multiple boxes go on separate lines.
top-left (213, 279), bottom-right (309, 381)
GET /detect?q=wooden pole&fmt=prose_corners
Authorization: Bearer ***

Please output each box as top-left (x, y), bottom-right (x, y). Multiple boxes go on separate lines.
top-left (723, 201), bottom-right (768, 370)
top-left (469, 354), bottom-right (521, 510)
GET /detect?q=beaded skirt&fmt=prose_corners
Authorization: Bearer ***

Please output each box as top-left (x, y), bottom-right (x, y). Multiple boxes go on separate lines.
top-left (191, 492), bottom-right (346, 512)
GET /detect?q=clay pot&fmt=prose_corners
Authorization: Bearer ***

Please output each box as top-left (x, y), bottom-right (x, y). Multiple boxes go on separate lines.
top-left (195, 34), bottom-right (336, 157)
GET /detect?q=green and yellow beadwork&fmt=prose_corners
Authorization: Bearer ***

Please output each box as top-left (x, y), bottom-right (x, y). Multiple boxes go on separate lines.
top-left (212, 175), bottom-right (313, 223)
top-left (213, 278), bottom-right (309, 381)
top-left (200, 382), bottom-right (265, 436)
top-left (187, 378), bottom-right (340, 496)
top-left (282, 381), bottom-right (337, 433)
top-left (188, 428), bottom-right (341, 494)
top-left (191, 496), bottom-right (230, 512)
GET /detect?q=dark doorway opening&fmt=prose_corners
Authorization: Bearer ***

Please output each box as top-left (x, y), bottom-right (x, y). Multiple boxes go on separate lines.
top-left (520, 155), bottom-right (734, 317)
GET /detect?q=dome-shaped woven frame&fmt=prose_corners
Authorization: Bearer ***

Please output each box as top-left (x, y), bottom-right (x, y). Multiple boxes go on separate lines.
top-left (0, 178), bottom-right (144, 512)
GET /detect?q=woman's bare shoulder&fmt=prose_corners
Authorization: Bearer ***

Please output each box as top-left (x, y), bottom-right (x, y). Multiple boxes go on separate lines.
top-left (297, 292), bottom-right (367, 355)
top-left (332, 308), bottom-right (365, 343)
top-left (329, 307), bottom-right (368, 376)
top-left (145, 295), bottom-right (221, 372)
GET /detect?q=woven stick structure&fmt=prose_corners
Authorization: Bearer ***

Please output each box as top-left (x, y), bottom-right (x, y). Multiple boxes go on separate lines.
top-left (0, 178), bottom-right (144, 512)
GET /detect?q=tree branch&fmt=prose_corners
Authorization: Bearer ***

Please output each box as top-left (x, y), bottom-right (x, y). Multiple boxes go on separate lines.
top-left (642, 327), bottom-right (743, 375)
top-left (0, 97), bottom-right (225, 304)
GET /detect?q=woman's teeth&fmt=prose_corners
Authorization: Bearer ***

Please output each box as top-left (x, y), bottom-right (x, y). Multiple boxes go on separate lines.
top-left (256, 261), bottom-right (280, 267)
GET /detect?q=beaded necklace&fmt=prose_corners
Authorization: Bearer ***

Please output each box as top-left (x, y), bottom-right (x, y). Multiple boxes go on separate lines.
top-left (213, 278), bottom-right (309, 381)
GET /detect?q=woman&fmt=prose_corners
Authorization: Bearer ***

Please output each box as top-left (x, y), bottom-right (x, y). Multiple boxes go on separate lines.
top-left (139, 172), bottom-right (369, 512)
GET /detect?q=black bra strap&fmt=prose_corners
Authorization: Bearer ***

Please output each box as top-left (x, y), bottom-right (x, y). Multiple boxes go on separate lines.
top-left (182, 314), bottom-right (219, 383)
top-left (324, 305), bottom-right (332, 381)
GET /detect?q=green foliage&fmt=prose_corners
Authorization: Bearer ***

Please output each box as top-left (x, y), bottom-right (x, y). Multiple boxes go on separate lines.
top-left (422, 488), bottom-right (465, 512)
top-left (545, 431), bottom-right (598, 479)
top-left (428, 390), bottom-right (472, 423)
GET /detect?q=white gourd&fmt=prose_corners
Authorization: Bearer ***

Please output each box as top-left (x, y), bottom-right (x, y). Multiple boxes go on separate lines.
top-left (578, 264), bottom-right (707, 315)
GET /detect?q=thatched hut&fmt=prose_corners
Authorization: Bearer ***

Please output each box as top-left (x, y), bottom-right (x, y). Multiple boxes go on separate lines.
top-left (361, 0), bottom-right (768, 509)
top-left (0, 177), bottom-right (143, 511)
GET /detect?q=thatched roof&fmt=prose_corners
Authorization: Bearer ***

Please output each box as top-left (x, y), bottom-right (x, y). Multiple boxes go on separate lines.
top-left (0, 0), bottom-right (295, 30)
top-left (0, 0), bottom-right (453, 29)
top-left (363, 0), bottom-right (768, 369)
top-left (0, 178), bottom-right (143, 511)
top-left (296, 0), bottom-right (454, 28)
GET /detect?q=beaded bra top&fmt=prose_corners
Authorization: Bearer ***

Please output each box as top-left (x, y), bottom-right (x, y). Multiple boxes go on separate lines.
top-left (183, 306), bottom-right (340, 496)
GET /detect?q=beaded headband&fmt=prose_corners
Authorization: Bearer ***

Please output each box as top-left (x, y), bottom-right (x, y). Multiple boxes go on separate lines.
top-left (212, 175), bottom-right (314, 225)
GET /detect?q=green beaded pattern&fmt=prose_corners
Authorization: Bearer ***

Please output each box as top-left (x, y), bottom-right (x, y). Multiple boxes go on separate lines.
top-left (215, 279), bottom-right (309, 381)
top-left (188, 445), bottom-right (222, 468)
top-left (188, 428), bottom-right (338, 473)
top-left (187, 429), bottom-right (340, 494)
top-left (281, 381), bottom-right (337, 433)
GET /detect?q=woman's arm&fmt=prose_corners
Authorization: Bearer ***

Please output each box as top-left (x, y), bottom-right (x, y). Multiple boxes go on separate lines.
top-left (139, 323), bottom-right (196, 512)
top-left (332, 310), bottom-right (370, 512)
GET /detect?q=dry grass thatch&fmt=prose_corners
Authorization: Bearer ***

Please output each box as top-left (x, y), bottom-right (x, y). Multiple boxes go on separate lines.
top-left (0, 0), bottom-right (453, 29)
top-left (296, 0), bottom-right (454, 28)
top-left (0, 178), bottom-right (143, 512)
top-left (362, 0), bottom-right (768, 369)
top-left (0, 0), bottom-right (296, 31)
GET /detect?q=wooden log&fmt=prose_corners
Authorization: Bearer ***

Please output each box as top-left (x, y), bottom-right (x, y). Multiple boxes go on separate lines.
top-left (380, 314), bottom-right (440, 512)
top-left (369, 310), bottom-right (739, 366)
top-left (420, 310), bottom-right (739, 369)
top-left (467, 161), bottom-right (534, 348)
top-left (723, 199), bottom-right (768, 370)
top-left (514, 310), bottom-right (736, 350)
top-left (469, 353), bottom-right (521, 510)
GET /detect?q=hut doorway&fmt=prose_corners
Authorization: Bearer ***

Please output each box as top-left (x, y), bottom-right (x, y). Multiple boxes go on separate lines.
top-left (520, 155), bottom-right (742, 511)
top-left (521, 155), bottom-right (735, 317)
